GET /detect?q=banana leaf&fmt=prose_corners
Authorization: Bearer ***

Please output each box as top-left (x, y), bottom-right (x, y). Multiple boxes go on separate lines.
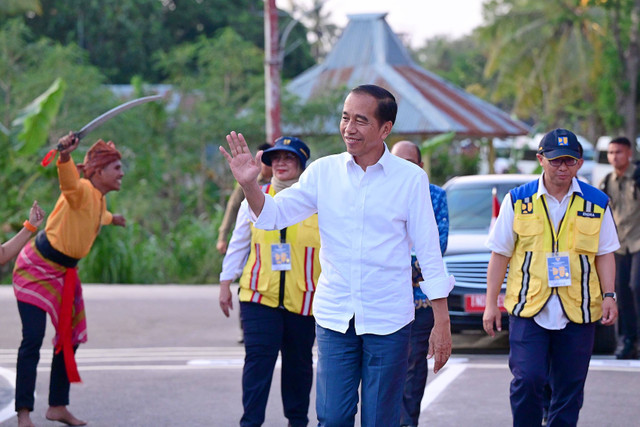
top-left (419, 132), bottom-right (456, 155)
top-left (12, 77), bottom-right (66, 155)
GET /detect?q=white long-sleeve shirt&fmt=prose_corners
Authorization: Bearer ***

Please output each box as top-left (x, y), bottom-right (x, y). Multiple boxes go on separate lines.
top-left (253, 145), bottom-right (455, 335)
top-left (219, 200), bottom-right (252, 282)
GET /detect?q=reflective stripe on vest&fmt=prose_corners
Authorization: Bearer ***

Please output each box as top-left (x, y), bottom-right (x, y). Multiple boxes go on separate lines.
top-left (505, 180), bottom-right (607, 323)
top-left (238, 184), bottom-right (321, 315)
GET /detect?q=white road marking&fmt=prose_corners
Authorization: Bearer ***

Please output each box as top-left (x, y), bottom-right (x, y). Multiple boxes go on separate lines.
top-left (421, 363), bottom-right (467, 411)
top-left (2, 348), bottom-right (640, 424)
top-left (0, 367), bottom-right (16, 424)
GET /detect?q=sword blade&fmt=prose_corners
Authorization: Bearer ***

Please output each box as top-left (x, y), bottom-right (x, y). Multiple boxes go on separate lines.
top-left (74, 94), bottom-right (164, 140)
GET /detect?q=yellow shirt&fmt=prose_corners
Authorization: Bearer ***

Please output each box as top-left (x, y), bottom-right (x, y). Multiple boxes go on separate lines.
top-left (44, 158), bottom-right (113, 259)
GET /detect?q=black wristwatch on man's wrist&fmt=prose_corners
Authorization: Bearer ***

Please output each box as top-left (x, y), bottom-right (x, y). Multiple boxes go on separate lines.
top-left (603, 292), bottom-right (617, 302)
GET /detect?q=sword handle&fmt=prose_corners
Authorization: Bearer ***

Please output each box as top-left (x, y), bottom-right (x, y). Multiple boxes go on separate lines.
top-left (55, 132), bottom-right (80, 151)
top-left (41, 148), bottom-right (58, 167)
top-left (42, 133), bottom-right (79, 167)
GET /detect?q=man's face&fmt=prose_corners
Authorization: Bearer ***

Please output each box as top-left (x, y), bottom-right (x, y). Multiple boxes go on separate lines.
top-left (95, 160), bottom-right (124, 193)
top-left (340, 92), bottom-right (391, 162)
top-left (537, 154), bottom-right (583, 188)
top-left (607, 142), bottom-right (631, 171)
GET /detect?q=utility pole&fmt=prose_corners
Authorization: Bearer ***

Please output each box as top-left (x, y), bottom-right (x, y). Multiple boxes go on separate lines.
top-left (264, 0), bottom-right (281, 145)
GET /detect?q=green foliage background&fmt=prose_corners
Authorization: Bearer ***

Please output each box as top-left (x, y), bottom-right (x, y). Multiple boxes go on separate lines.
top-left (3, 0), bottom-right (640, 283)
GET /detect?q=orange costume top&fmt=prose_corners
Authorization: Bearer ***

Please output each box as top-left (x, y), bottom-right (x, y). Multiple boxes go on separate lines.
top-left (45, 157), bottom-right (113, 259)
top-left (14, 144), bottom-right (120, 383)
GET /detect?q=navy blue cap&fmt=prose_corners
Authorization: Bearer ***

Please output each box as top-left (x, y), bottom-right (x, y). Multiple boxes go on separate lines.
top-left (538, 128), bottom-right (582, 160)
top-left (262, 136), bottom-right (311, 169)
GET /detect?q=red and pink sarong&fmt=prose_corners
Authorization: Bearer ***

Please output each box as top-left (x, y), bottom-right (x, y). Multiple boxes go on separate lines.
top-left (13, 239), bottom-right (87, 382)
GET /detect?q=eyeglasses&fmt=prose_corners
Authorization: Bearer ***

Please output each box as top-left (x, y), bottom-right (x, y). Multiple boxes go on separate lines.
top-left (270, 152), bottom-right (298, 163)
top-left (546, 157), bottom-right (578, 167)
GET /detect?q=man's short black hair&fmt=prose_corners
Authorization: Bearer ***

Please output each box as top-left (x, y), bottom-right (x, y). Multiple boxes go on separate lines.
top-left (610, 136), bottom-right (632, 148)
top-left (350, 84), bottom-right (397, 125)
top-left (257, 142), bottom-right (272, 151)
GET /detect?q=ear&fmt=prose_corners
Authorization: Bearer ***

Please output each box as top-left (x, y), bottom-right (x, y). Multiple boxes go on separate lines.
top-left (536, 153), bottom-right (544, 166)
top-left (380, 121), bottom-right (393, 139)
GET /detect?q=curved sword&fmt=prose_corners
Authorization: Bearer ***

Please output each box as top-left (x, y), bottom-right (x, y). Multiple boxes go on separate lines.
top-left (70, 94), bottom-right (164, 145)
top-left (41, 94), bottom-right (163, 166)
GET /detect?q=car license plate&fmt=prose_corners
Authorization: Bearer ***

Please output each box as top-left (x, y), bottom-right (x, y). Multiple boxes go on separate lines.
top-left (464, 294), bottom-right (506, 313)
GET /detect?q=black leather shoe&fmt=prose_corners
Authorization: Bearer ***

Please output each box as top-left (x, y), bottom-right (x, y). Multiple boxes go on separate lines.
top-left (615, 339), bottom-right (638, 359)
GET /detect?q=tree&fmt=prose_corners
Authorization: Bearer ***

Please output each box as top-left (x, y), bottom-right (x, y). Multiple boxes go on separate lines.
top-left (154, 28), bottom-right (265, 215)
top-left (412, 34), bottom-right (490, 100)
top-left (479, 0), bottom-right (607, 138)
top-left (284, 0), bottom-right (339, 61)
top-left (22, 0), bottom-right (315, 83)
top-left (596, 0), bottom-right (640, 145)
top-left (0, 0), bottom-right (41, 17)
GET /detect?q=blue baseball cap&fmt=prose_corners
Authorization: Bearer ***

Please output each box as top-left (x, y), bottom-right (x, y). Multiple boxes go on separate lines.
top-left (262, 136), bottom-right (311, 169)
top-left (537, 128), bottom-right (582, 160)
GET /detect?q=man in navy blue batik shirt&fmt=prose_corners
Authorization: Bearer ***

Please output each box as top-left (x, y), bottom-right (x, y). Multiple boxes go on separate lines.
top-left (391, 140), bottom-right (449, 427)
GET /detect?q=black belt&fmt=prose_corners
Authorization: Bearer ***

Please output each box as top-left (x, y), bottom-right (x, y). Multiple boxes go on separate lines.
top-left (35, 231), bottom-right (79, 268)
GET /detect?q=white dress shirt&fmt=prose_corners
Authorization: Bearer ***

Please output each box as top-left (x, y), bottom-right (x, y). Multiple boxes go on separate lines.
top-left (219, 200), bottom-right (252, 282)
top-left (253, 144), bottom-right (455, 335)
top-left (486, 175), bottom-right (620, 329)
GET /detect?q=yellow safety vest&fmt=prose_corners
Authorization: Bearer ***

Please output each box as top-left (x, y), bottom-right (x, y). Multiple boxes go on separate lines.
top-left (238, 184), bottom-right (321, 315)
top-left (505, 180), bottom-right (608, 324)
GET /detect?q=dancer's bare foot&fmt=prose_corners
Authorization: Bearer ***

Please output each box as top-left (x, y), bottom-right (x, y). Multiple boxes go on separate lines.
top-left (45, 406), bottom-right (87, 426)
top-left (17, 409), bottom-right (34, 427)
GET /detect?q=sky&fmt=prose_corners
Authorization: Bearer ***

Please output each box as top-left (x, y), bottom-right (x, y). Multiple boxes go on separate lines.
top-left (285, 0), bottom-right (486, 47)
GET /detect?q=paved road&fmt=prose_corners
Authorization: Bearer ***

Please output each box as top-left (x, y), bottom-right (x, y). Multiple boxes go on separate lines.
top-left (1, 285), bottom-right (639, 426)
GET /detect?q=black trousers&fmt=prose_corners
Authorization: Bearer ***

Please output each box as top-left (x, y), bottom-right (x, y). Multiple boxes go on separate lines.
top-left (239, 302), bottom-right (315, 427)
top-left (615, 251), bottom-right (640, 342)
top-left (15, 301), bottom-right (76, 412)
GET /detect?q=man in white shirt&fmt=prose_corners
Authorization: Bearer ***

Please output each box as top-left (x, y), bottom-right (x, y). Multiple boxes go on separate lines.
top-left (483, 128), bottom-right (619, 427)
top-left (220, 84), bottom-right (454, 426)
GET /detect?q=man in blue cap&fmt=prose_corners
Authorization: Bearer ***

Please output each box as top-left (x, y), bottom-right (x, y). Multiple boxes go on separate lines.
top-left (483, 128), bottom-right (619, 426)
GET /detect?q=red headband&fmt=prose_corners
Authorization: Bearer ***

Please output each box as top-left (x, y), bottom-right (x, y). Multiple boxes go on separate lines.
top-left (77, 139), bottom-right (121, 179)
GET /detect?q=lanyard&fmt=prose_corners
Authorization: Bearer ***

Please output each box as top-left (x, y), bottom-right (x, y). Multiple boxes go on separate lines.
top-left (539, 194), bottom-right (576, 255)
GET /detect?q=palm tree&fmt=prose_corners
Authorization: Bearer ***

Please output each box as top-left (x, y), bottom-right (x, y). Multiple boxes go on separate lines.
top-left (285, 0), bottom-right (339, 61)
top-left (480, 0), bottom-right (640, 144)
top-left (480, 0), bottom-right (607, 138)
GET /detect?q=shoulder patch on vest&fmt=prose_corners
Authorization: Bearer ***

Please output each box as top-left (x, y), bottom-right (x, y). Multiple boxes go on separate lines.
top-left (510, 180), bottom-right (539, 211)
top-left (577, 181), bottom-right (609, 209)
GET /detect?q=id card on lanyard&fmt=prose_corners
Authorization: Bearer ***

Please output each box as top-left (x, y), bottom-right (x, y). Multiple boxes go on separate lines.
top-left (271, 243), bottom-right (292, 271)
top-left (541, 194), bottom-right (574, 288)
top-left (546, 252), bottom-right (571, 287)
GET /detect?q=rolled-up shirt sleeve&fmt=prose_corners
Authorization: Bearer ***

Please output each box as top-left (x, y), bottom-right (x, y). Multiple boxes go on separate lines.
top-left (411, 173), bottom-right (455, 300)
top-left (485, 194), bottom-right (516, 257)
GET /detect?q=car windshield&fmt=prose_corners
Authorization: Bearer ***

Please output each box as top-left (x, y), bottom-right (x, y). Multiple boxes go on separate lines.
top-left (446, 180), bottom-right (530, 233)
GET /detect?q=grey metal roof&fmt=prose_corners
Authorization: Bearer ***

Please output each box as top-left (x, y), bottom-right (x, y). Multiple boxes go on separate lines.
top-left (285, 13), bottom-right (530, 137)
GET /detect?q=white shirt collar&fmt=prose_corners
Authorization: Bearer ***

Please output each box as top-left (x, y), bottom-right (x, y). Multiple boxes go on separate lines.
top-left (536, 173), bottom-right (583, 203)
top-left (344, 142), bottom-right (391, 176)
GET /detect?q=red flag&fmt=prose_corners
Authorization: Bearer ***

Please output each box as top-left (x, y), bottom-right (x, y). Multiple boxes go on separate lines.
top-left (490, 187), bottom-right (500, 230)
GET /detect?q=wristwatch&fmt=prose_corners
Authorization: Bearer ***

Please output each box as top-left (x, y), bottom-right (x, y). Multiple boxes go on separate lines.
top-left (603, 292), bottom-right (617, 302)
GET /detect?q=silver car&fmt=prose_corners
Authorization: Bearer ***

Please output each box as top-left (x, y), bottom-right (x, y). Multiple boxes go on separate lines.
top-left (443, 174), bottom-right (617, 354)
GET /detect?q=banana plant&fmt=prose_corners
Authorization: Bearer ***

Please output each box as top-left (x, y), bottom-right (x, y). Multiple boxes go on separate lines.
top-left (11, 77), bottom-right (66, 155)
top-left (419, 131), bottom-right (456, 175)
